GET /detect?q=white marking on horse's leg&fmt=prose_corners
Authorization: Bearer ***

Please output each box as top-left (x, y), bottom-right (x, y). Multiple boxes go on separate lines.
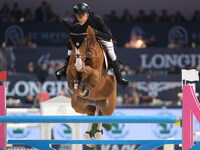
top-left (97, 123), bottom-right (102, 130)
top-left (84, 123), bottom-right (92, 140)
top-left (95, 123), bottom-right (103, 139)
top-left (85, 123), bottom-right (95, 147)
top-left (94, 106), bottom-right (103, 139)
top-left (87, 123), bottom-right (93, 132)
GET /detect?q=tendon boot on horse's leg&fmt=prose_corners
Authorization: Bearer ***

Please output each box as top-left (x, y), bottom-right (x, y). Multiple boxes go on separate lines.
top-left (112, 59), bottom-right (131, 88)
top-left (71, 74), bottom-right (79, 90)
top-left (95, 123), bottom-right (103, 139)
top-left (79, 78), bottom-right (90, 97)
top-left (54, 54), bottom-right (70, 80)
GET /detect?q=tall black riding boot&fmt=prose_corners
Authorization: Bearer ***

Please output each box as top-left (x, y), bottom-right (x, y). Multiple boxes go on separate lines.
top-left (55, 55), bottom-right (70, 80)
top-left (112, 59), bottom-right (132, 88)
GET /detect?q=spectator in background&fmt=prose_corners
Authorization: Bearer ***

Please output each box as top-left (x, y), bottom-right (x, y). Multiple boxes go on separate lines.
top-left (136, 66), bottom-right (145, 74)
top-left (58, 87), bottom-right (72, 97)
top-left (23, 8), bottom-right (32, 22)
top-left (19, 36), bottom-right (37, 48)
top-left (169, 15), bottom-right (176, 23)
top-left (123, 93), bottom-right (132, 104)
top-left (129, 82), bottom-right (141, 105)
top-left (48, 61), bottom-right (57, 75)
top-left (0, 3), bottom-right (10, 23)
top-left (121, 9), bottom-right (133, 23)
top-left (160, 9), bottom-right (169, 22)
top-left (136, 10), bottom-right (147, 22)
top-left (35, 1), bottom-right (49, 22)
top-left (64, 11), bottom-right (74, 23)
top-left (146, 35), bottom-right (157, 47)
top-left (168, 66), bottom-right (179, 74)
top-left (192, 10), bottom-right (200, 22)
top-left (10, 2), bottom-right (22, 22)
top-left (46, 4), bottom-right (58, 22)
top-left (175, 11), bottom-right (186, 22)
top-left (109, 10), bottom-right (119, 22)
top-left (103, 14), bottom-right (110, 23)
top-left (25, 93), bottom-right (34, 104)
top-left (27, 62), bottom-right (35, 74)
top-left (25, 93), bottom-right (40, 105)
top-left (37, 63), bottom-right (48, 83)
top-left (123, 65), bottom-right (134, 75)
top-left (167, 38), bottom-right (179, 48)
top-left (148, 10), bottom-right (160, 23)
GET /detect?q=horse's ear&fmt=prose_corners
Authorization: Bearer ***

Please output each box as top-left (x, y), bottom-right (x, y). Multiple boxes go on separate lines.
top-left (62, 18), bottom-right (73, 30)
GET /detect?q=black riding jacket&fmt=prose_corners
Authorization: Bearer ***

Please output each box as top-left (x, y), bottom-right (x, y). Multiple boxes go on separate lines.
top-left (67, 13), bottom-right (112, 50)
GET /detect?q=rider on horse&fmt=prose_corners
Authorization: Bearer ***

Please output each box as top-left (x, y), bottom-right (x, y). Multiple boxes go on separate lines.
top-left (55, 2), bottom-right (131, 88)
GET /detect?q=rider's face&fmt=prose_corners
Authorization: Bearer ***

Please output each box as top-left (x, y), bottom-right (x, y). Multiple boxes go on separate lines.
top-left (76, 13), bottom-right (89, 23)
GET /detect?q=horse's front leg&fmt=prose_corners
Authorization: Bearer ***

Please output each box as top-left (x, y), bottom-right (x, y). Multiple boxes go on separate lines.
top-left (67, 65), bottom-right (79, 90)
top-left (78, 66), bottom-right (98, 97)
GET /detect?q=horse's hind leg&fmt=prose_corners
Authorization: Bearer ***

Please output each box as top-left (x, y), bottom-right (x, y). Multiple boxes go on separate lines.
top-left (95, 110), bottom-right (103, 139)
top-left (84, 105), bottom-right (97, 140)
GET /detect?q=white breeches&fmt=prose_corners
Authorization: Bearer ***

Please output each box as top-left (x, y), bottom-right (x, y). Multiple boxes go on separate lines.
top-left (100, 39), bottom-right (116, 61)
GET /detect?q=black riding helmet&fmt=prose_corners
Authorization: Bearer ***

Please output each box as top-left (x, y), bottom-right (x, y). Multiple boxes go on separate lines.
top-left (73, 2), bottom-right (90, 15)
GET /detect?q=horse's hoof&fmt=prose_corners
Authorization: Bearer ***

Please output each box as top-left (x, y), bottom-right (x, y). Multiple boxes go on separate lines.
top-left (95, 129), bottom-right (103, 139)
top-left (80, 87), bottom-right (90, 97)
top-left (84, 131), bottom-right (92, 140)
top-left (86, 144), bottom-right (95, 148)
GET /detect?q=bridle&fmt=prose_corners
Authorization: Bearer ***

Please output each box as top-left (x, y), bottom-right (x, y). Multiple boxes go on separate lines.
top-left (70, 32), bottom-right (96, 62)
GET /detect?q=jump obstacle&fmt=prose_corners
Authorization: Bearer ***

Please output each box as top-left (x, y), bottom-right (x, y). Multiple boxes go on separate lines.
top-left (0, 70), bottom-right (200, 150)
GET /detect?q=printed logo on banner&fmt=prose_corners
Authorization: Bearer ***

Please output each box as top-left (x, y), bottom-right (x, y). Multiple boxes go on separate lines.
top-left (152, 112), bottom-right (178, 139)
top-left (106, 112), bottom-right (130, 139)
top-left (5, 25), bottom-right (24, 46)
top-left (7, 128), bottom-right (31, 138)
top-left (168, 26), bottom-right (188, 45)
top-left (53, 124), bottom-right (72, 139)
top-left (137, 82), bottom-right (181, 97)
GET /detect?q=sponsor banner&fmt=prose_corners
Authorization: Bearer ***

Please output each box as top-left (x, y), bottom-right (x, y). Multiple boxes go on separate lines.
top-left (82, 108), bottom-right (182, 140)
top-left (115, 47), bottom-right (200, 70)
top-left (13, 47), bottom-right (200, 73)
top-left (7, 74), bottom-right (71, 102)
top-left (0, 23), bottom-right (69, 46)
top-left (7, 109), bottom-right (200, 141)
top-left (1, 23), bottom-right (200, 46)
top-left (7, 113), bottom-right (40, 139)
top-left (7, 74), bottom-right (183, 101)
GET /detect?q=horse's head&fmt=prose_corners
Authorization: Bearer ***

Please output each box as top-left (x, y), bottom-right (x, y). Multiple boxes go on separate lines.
top-left (63, 19), bottom-right (95, 72)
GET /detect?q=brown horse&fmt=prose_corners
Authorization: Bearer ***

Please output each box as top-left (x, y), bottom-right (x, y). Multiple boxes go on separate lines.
top-left (64, 20), bottom-right (117, 146)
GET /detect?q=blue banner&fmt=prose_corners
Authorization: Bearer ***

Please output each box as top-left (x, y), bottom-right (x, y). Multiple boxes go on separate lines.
top-left (2, 22), bottom-right (200, 46)
top-left (7, 73), bottom-right (183, 102)
top-left (13, 47), bottom-right (200, 72)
